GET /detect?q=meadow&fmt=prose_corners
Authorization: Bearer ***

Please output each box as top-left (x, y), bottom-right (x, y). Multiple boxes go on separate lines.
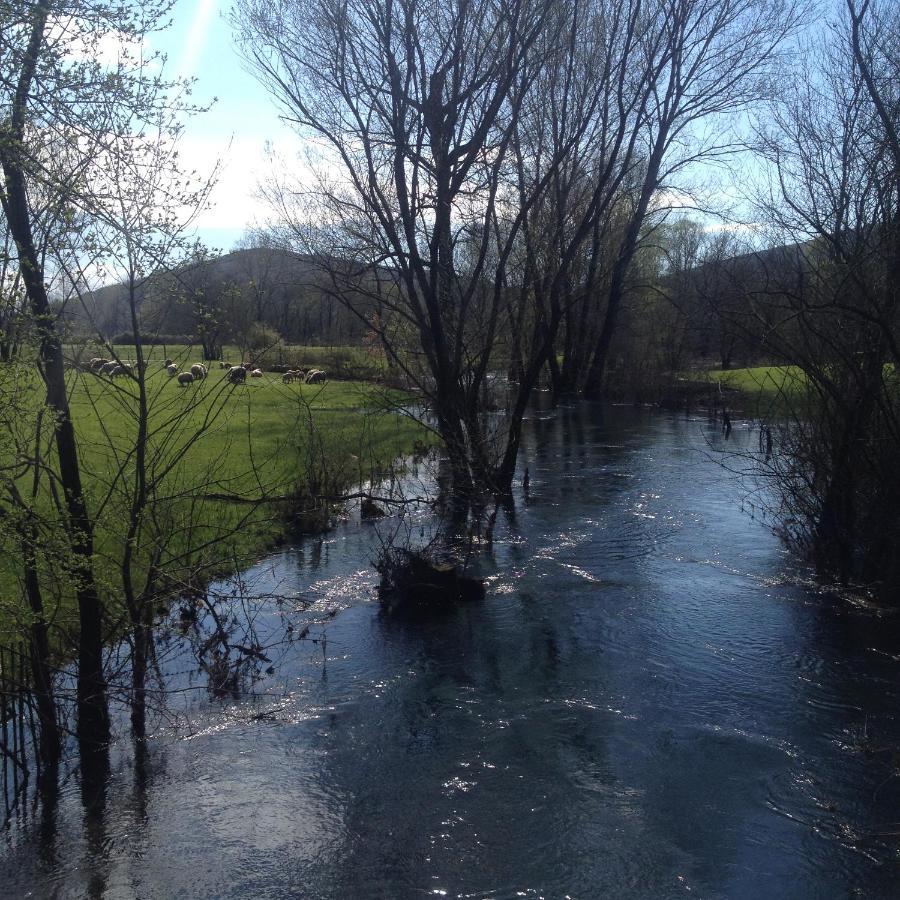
top-left (0, 358), bottom-right (430, 645)
top-left (74, 342), bottom-right (390, 382)
top-left (704, 365), bottom-right (808, 415)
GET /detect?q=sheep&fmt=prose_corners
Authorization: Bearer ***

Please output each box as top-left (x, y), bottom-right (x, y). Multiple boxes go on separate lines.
top-left (219, 361), bottom-right (229, 369)
top-left (227, 366), bottom-right (247, 384)
top-left (166, 363), bottom-right (179, 377)
top-left (100, 361), bottom-right (117, 375)
top-left (190, 363), bottom-right (207, 381)
top-left (177, 372), bottom-right (195, 387)
top-left (89, 357), bottom-right (109, 372)
top-left (242, 362), bottom-right (253, 371)
top-left (305, 369), bottom-right (327, 384)
top-left (110, 364), bottom-right (132, 378)
top-left (250, 368), bottom-right (263, 378)
top-left (282, 372), bottom-right (295, 384)
top-left (164, 358), bottom-right (174, 367)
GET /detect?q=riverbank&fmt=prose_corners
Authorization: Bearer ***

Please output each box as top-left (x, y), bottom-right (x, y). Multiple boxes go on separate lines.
top-left (637, 365), bottom-right (806, 417)
top-left (0, 366), bottom-right (431, 646)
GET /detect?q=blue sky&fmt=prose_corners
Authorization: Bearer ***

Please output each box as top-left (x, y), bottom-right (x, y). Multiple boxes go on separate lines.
top-left (155, 0), bottom-right (293, 251)
top-left (150, 0), bottom-right (766, 253)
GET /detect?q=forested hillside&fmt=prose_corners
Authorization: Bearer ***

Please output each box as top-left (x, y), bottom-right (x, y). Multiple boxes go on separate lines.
top-left (69, 246), bottom-right (372, 349)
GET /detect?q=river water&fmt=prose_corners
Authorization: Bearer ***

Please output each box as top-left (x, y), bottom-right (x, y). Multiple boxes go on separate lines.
top-left (3, 402), bottom-right (899, 898)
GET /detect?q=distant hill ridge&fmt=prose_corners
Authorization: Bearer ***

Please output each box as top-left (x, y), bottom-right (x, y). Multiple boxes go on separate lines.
top-left (69, 247), bottom-right (369, 347)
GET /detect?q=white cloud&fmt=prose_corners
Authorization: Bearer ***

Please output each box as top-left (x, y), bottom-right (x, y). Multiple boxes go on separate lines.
top-left (176, 134), bottom-right (297, 233)
top-left (48, 16), bottom-right (151, 69)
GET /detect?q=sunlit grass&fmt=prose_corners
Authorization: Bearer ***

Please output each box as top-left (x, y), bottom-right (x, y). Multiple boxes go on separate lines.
top-left (706, 365), bottom-right (807, 400)
top-left (0, 365), bottom-right (430, 644)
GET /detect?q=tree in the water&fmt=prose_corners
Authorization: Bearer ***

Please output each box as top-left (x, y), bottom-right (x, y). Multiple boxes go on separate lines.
top-left (749, 0), bottom-right (900, 592)
top-left (235, 0), bottom-right (795, 496)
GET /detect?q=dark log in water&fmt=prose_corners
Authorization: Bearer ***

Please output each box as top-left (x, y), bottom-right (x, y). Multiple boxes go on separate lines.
top-left (375, 547), bottom-right (485, 614)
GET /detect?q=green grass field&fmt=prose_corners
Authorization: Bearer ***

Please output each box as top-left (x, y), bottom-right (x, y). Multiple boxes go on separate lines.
top-left (71, 342), bottom-right (389, 382)
top-left (0, 362), bottom-right (430, 645)
top-left (703, 365), bottom-right (808, 414)
top-left (706, 365), bottom-right (805, 396)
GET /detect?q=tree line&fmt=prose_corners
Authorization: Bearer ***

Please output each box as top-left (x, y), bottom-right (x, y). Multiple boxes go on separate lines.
top-left (234, 0), bottom-right (796, 494)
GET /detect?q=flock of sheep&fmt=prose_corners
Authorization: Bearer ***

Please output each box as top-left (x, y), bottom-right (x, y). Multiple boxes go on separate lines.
top-left (220, 362), bottom-right (327, 386)
top-left (87, 356), bottom-right (327, 387)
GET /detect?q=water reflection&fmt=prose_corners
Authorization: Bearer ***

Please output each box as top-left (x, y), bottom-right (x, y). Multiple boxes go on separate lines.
top-left (3, 404), bottom-right (899, 898)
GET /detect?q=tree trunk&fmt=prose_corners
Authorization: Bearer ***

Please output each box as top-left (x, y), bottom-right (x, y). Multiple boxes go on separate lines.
top-left (0, 0), bottom-right (109, 750)
top-left (22, 523), bottom-right (60, 765)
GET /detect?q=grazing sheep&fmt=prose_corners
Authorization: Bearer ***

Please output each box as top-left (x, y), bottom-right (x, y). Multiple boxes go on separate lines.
top-left (166, 363), bottom-right (179, 377)
top-left (89, 357), bottom-right (109, 372)
top-left (177, 372), bottom-right (195, 387)
top-left (110, 364), bottom-right (131, 378)
top-left (251, 368), bottom-right (263, 378)
top-left (227, 366), bottom-right (247, 384)
top-left (190, 363), bottom-right (207, 381)
top-left (100, 361), bottom-right (117, 375)
top-left (306, 369), bottom-right (327, 384)
top-left (219, 361), bottom-right (229, 369)
top-left (282, 372), bottom-right (294, 384)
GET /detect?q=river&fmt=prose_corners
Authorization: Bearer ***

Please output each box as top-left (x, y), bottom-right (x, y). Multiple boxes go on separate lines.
top-left (2, 402), bottom-right (899, 898)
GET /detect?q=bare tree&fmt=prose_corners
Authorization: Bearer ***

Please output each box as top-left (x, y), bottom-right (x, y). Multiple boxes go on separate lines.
top-left (235, 0), bottom-right (566, 497)
top-left (235, 0), bottom-right (795, 499)
top-left (579, 0), bottom-right (797, 396)
top-left (750, 0), bottom-right (899, 589)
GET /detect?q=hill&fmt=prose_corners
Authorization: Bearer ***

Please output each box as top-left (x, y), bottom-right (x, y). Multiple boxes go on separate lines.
top-left (67, 247), bottom-right (371, 348)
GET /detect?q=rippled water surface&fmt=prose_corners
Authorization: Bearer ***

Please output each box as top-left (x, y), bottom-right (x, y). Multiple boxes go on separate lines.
top-left (3, 404), bottom-right (899, 898)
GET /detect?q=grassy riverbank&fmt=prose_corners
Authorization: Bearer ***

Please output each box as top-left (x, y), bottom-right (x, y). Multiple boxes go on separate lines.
top-left (0, 364), bottom-right (430, 645)
top-left (703, 365), bottom-right (806, 415)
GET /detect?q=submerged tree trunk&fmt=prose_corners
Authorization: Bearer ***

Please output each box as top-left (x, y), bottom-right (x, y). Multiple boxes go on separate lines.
top-left (22, 520), bottom-right (61, 765)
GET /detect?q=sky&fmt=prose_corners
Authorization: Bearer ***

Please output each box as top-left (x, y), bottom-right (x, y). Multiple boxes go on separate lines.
top-left (145, 0), bottom-right (768, 254)
top-left (154, 0), bottom-right (295, 252)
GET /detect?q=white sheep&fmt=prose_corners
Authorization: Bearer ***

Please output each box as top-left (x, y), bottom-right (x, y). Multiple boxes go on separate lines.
top-left (177, 372), bottom-right (195, 387)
